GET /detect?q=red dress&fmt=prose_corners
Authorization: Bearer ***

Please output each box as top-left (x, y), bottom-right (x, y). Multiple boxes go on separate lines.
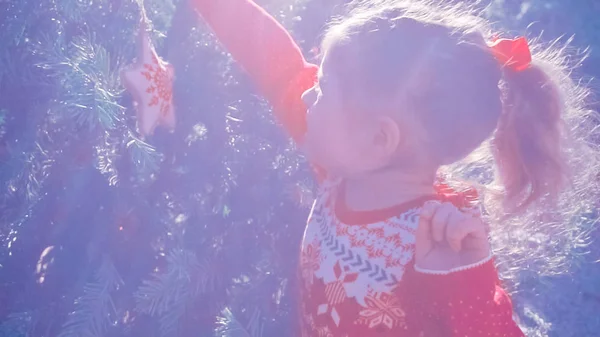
top-left (191, 1), bottom-right (526, 336)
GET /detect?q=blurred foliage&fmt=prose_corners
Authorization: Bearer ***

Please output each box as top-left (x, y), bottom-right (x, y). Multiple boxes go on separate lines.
top-left (0, 0), bottom-right (598, 336)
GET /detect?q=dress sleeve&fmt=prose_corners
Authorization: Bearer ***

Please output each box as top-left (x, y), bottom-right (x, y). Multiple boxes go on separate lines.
top-left (411, 257), bottom-right (526, 336)
top-left (190, 0), bottom-right (319, 143)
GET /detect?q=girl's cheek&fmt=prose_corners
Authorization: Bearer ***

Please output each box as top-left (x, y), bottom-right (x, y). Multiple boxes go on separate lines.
top-left (303, 115), bottom-right (325, 155)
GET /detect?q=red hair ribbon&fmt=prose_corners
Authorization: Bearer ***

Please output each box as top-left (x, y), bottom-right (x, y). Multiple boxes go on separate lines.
top-left (489, 36), bottom-right (532, 72)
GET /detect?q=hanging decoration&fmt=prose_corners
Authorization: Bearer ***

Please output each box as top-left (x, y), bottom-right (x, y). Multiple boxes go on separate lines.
top-left (121, 5), bottom-right (176, 137)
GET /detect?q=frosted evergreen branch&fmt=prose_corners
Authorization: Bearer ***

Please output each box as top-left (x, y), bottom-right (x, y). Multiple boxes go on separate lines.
top-left (57, 256), bottom-right (123, 337)
top-left (195, 256), bottom-right (221, 295)
top-left (0, 0), bottom-right (34, 47)
top-left (0, 311), bottom-right (33, 337)
top-left (135, 249), bottom-right (198, 316)
top-left (135, 249), bottom-right (209, 336)
top-left (246, 307), bottom-right (265, 337)
top-left (215, 308), bottom-right (251, 337)
top-left (60, 0), bottom-right (89, 22)
top-left (36, 31), bottom-right (125, 132)
top-left (0, 109), bottom-right (6, 140)
top-left (127, 136), bottom-right (162, 182)
top-left (21, 141), bottom-right (53, 204)
top-left (95, 132), bottom-right (121, 186)
top-left (215, 307), bottom-right (264, 337)
top-left (135, 249), bottom-right (222, 336)
top-left (157, 299), bottom-right (187, 337)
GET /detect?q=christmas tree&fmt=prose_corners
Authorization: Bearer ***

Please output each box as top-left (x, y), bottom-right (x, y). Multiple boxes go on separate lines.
top-left (0, 0), bottom-right (598, 336)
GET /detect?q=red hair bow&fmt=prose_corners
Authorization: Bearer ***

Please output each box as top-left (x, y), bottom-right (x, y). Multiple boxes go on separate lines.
top-left (489, 36), bottom-right (532, 72)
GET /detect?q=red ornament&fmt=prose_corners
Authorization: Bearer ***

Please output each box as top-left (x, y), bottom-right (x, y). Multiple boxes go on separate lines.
top-left (121, 17), bottom-right (176, 137)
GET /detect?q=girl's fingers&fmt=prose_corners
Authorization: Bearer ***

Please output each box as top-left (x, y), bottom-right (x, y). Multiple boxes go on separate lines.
top-left (419, 200), bottom-right (439, 221)
top-left (445, 210), bottom-right (469, 252)
top-left (446, 211), bottom-right (488, 252)
top-left (415, 200), bottom-right (440, 261)
top-left (431, 202), bottom-right (454, 242)
top-left (417, 200), bottom-right (489, 262)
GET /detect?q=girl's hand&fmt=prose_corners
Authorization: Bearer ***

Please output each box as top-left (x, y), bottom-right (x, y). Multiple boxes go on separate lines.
top-left (414, 200), bottom-right (491, 272)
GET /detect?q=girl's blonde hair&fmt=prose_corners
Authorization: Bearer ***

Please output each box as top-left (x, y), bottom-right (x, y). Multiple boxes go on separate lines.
top-left (321, 0), bottom-right (599, 281)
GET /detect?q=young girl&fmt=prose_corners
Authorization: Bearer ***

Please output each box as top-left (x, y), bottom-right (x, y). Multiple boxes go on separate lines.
top-left (191, 0), bottom-right (595, 336)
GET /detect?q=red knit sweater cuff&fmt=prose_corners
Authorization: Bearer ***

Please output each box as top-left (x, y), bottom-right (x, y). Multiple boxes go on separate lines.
top-left (412, 257), bottom-right (498, 303)
top-left (414, 252), bottom-right (493, 275)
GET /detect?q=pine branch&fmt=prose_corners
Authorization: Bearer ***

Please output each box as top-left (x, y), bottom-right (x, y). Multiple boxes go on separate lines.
top-left (214, 307), bottom-right (264, 337)
top-left (215, 308), bottom-right (249, 337)
top-left (57, 256), bottom-right (123, 337)
top-left (60, 0), bottom-right (89, 22)
top-left (127, 136), bottom-right (163, 184)
top-left (135, 249), bottom-right (219, 336)
top-left (63, 35), bottom-right (124, 131)
top-left (157, 299), bottom-right (187, 337)
top-left (135, 249), bottom-right (195, 316)
top-left (4, 133), bottom-right (55, 215)
top-left (246, 307), bottom-right (265, 337)
top-left (0, 52), bottom-right (8, 86)
top-left (195, 256), bottom-right (221, 295)
top-left (0, 311), bottom-right (33, 337)
top-left (36, 30), bottom-right (125, 132)
top-left (95, 132), bottom-right (121, 186)
top-left (0, 0), bottom-right (35, 48)
top-left (0, 108), bottom-right (6, 127)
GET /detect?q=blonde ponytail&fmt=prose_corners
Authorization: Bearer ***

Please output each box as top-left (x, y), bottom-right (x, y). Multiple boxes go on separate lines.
top-left (492, 63), bottom-right (569, 213)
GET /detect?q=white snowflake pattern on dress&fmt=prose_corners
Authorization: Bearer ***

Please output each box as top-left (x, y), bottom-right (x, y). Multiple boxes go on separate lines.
top-left (300, 179), bottom-right (420, 335)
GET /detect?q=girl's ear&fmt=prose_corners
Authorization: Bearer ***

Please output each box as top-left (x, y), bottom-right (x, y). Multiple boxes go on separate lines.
top-left (374, 116), bottom-right (402, 158)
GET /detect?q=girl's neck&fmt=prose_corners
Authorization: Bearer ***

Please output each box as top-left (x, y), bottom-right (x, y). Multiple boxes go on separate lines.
top-left (342, 167), bottom-right (437, 211)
